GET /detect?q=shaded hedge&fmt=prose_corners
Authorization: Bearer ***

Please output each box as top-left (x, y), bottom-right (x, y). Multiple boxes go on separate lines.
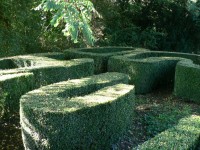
top-left (134, 115), bottom-right (200, 150)
top-left (32, 52), bottom-right (65, 60)
top-left (0, 73), bottom-right (34, 117)
top-left (108, 51), bottom-right (200, 94)
top-left (174, 59), bottom-right (200, 104)
top-left (92, 0), bottom-right (200, 53)
top-left (20, 72), bottom-right (134, 149)
top-left (64, 47), bottom-right (147, 73)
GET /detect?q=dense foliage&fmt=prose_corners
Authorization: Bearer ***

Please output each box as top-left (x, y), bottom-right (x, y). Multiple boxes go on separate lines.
top-left (0, 0), bottom-right (200, 57)
top-left (0, 0), bottom-right (84, 57)
top-left (0, 0), bottom-right (41, 57)
top-left (93, 0), bottom-right (200, 53)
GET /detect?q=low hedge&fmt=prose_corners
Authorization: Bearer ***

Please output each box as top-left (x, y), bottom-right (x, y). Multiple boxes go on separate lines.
top-left (0, 55), bottom-right (94, 87)
top-left (0, 55), bottom-right (94, 117)
top-left (174, 59), bottom-right (200, 104)
top-left (32, 52), bottom-right (65, 60)
top-left (108, 51), bottom-right (200, 94)
top-left (28, 58), bottom-right (94, 88)
top-left (0, 73), bottom-right (34, 117)
top-left (134, 115), bottom-right (200, 150)
top-left (64, 47), bottom-right (148, 74)
top-left (20, 72), bottom-right (135, 149)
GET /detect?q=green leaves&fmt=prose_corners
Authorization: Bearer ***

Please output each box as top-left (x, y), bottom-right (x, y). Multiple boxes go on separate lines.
top-left (36, 0), bottom-right (95, 46)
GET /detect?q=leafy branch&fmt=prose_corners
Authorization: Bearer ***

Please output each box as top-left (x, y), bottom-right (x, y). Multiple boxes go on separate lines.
top-left (35, 0), bottom-right (95, 46)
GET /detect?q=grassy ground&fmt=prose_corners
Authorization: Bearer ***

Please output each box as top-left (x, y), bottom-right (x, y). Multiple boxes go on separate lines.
top-left (114, 88), bottom-right (200, 149)
top-left (0, 88), bottom-right (200, 150)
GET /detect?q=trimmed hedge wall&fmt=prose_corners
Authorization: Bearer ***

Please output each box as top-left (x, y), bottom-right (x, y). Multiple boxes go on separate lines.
top-left (0, 55), bottom-right (94, 117)
top-left (0, 73), bottom-right (34, 117)
top-left (32, 52), bottom-right (65, 60)
top-left (20, 72), bottom-right (135, 149)
top-left (0, 55), bottom-right (94, 88)
top-left (134, 115), bottom-right (200, 150)
top-left (108, 51), bottom-right (200, 94)
top-left (64, 47), bottom-right (148, 74)
top-left (174, 60), bottom-right (200, 104)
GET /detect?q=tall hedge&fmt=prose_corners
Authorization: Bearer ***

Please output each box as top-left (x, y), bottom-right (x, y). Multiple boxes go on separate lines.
top-left (20, 72), bottom-right (134, 149)
top-left (0, 73), bottom-right (34, 117)
top-left (0, 55), bottom-right (94, 117)
top-left (108, 51), bottom-right (200, 94)
top-left (64, 47), bottom-right (147, 73)
top-left (174, 59), bottom-right (200, 104)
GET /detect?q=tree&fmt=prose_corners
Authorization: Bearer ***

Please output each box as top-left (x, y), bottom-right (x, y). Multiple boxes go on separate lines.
top-left (36, 0), bottom-right (96, 46)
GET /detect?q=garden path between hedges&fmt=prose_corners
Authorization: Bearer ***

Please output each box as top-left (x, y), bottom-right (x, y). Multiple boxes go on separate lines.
top-left (0, 87), bottom-right (200, 150)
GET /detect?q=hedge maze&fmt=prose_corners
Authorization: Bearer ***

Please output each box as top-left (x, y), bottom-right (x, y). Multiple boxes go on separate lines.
top-left (64, 47), bottom-right (148, 74)
top-left (0, 55), bottom-right (94, 117)
top-left (0, 47), bottom-right (200, 149)
top-left (20, 73), bottom-right (135, 149)
top-left (108, 51), bottom-right (200, 97)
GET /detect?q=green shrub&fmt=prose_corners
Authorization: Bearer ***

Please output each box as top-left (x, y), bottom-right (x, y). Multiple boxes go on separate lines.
top-left (134, 115), bottom-right (200, 150)
top-left (0, 55), bottom-right (94, 117)
top-left (0, 73), bottom-right (35, 117)
top-left (108, 51), bottom-right (200, 94)
top-left (0, 55), bottom-right (94, 87)
top-left (174, 59), bottom-right (200, 104)
top-left (20, 72), bottom-right (134, 149)
top-left (64, 47), bottom-right (147, 74)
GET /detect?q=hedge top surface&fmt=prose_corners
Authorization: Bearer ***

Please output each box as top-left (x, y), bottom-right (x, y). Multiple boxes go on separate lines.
top-left (24, 84), bottom-right (134, 113)
top-left (66, 84), bottom-right (133, 111)
top-left (21, 73), bottom-right (128, 112)
top-left (0, 55), bottom-right (91, 68)
top-left (20, 72), bottom-right (130, 113)
top-left (177, 58), bottom-right (200, 69)
top-left (0, 69), bottom-right (28, 76)
top-left (65, 47), bottom-right (148, 56)
top-left (0, 72), bottom-right (33, 82)
top-left (0, 55), bottom-right (94, 72)
top-left (111, 51), bottom-right (200, 64)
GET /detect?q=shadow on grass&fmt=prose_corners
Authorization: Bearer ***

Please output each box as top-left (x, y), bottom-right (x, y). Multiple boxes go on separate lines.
top-left (114, 87), bottom-right (200, 149)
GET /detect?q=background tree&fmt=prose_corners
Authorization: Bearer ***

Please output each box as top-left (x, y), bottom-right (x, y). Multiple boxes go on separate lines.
top-left (92, 0), bottom-right (200, 53)
top-left (0, 0), bottom-right (200, 58)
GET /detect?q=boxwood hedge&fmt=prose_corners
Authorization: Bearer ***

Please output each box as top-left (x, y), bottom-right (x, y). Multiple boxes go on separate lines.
top-left (0, 55), bottom-right (94, 117)
top-left (20, 72), bottom-right (135, 149)
top-left (0, 55), bottom-right (94, 87)
top-left (108, 51), bottom-right (200, 94)
top-left (64, 47), bottom-right (148, 74)
top-left (174, 59), bottom-right (200, 104)
top-left (0, 73), bottom-right (34, 117)
top-left (134, 115), bottom-right (200, 150)
top-left (32, 52), bottom-right (65, 60)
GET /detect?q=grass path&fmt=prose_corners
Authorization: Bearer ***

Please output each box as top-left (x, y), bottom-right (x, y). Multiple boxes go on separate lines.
top-left (114, 88), bottom-right (200, 149)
